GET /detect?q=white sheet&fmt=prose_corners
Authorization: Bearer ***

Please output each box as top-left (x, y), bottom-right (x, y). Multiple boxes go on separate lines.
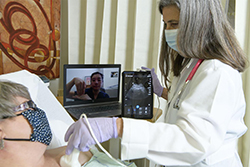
top-left (0, 70), bottom-right (74, 149)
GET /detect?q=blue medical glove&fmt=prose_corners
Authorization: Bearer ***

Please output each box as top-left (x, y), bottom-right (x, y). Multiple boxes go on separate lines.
top-left (64, 117), bottom-right (118, 155)
top-left (141, 66), bottom-right (163, 97)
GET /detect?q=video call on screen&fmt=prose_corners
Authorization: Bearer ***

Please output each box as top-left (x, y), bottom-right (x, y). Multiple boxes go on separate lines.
top-left (65, 67), bottom-right (120, 102)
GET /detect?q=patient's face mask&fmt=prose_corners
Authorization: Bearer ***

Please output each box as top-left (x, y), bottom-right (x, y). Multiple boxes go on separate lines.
top-left (165, 29), bottom-right (178, 52)
top-left (4, 101), bottom-right (52, 146)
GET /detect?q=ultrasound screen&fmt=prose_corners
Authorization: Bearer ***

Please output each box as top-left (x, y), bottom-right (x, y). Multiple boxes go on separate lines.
top-left (122, 71), bottom-right (153, 119)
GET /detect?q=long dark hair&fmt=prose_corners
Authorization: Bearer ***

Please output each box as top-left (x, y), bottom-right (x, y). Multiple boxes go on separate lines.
top-left (158, 0), bottom-right (247, 89)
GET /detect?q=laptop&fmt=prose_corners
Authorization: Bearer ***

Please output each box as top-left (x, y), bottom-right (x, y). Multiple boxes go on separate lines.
top-left (63, 64), bottom-right (121, 119)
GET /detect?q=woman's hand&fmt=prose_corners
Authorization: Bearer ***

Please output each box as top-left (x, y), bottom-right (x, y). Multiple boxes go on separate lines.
top-left (64, 117), bottom-right (118, 155)
top-left (141, 67), bottom-right (163, 97)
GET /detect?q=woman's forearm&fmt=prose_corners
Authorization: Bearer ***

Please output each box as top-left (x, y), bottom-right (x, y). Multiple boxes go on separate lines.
top-left (161, 87), bottom-right (168, 100)
top-left (116, 118), bottom-right (123, 138)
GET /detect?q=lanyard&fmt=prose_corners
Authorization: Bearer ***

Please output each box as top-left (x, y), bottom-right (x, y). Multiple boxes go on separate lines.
top-left (173, 59), bottom-right (204, 110)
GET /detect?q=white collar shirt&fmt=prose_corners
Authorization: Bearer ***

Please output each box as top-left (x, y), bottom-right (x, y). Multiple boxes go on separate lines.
top-left (121, 59), bottom-right (247, 167)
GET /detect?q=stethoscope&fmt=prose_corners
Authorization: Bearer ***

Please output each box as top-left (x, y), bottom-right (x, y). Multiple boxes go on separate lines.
top-left (172, 59), bottom-right (204, 110)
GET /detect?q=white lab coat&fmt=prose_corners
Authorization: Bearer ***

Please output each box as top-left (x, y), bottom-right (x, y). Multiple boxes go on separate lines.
top-left (120, 59), bottom-right (247, 167)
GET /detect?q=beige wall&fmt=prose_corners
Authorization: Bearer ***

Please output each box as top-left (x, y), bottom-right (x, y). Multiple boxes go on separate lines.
top-left (236, 0), bottom-right (250, 166)
top-left (48, 0), bottom-right (68, 96)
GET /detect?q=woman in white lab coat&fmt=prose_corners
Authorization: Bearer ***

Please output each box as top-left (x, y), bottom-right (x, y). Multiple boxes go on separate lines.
top-left (64, 0), bottom-right (248, 166)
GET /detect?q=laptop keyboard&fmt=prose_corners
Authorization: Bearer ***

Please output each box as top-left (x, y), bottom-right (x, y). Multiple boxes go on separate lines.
top-left (67, 103), bottom-right (121, 119)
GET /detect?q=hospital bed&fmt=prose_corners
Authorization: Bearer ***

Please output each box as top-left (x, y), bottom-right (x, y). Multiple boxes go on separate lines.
top-left (0, 70), bottom-right (74, 149)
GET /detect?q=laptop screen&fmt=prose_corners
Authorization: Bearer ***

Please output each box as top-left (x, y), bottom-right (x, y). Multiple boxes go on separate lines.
top-left (63, 64), bottom-right (121, 108)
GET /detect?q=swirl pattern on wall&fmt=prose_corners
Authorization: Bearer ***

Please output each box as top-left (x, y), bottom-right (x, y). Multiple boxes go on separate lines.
top-left (0, 0), bottom-right (60, 79)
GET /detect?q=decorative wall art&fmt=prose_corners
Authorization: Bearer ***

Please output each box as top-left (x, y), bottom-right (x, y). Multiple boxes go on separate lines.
top-left (0, 0), bottom-right (61, 79)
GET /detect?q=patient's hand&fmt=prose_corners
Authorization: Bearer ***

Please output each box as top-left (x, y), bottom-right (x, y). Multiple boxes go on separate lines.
top-left (73, 94), bottom-right (92, 100)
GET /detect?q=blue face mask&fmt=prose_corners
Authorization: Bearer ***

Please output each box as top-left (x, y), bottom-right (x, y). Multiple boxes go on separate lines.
top-left (165, 29), bottom-right (178, 52)
top-left (4, 101), bottom-right (52, 146)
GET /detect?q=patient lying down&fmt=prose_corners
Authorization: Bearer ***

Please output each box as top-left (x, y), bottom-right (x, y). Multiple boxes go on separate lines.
top-left (0, 81), bottom-right (94, 167)
top-left (0, 81), bottom-right (135, 167)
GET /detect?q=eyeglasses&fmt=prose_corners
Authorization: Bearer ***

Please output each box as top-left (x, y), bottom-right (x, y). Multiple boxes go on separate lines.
top-left (14, 100), bottom-right (37, 112)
